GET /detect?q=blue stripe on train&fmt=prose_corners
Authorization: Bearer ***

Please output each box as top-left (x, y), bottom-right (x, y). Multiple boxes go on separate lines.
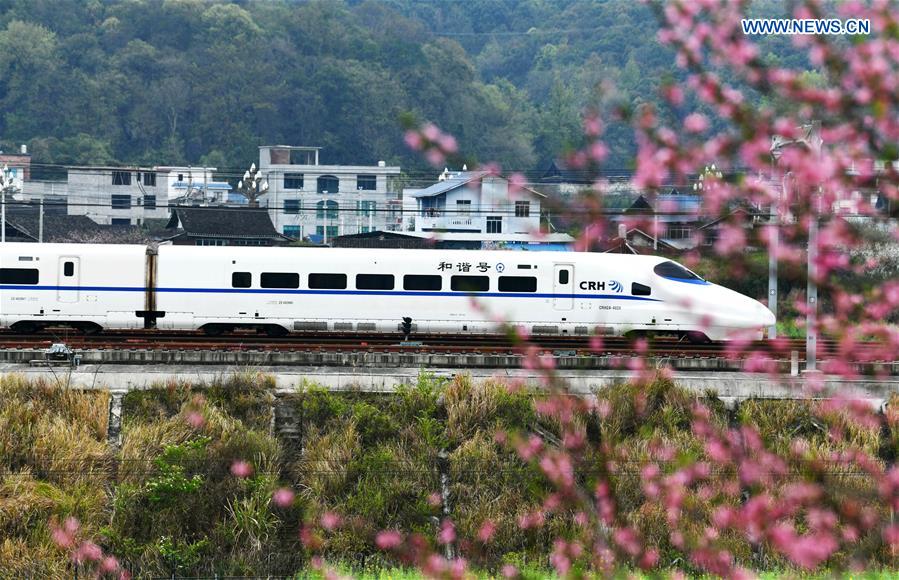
top-left (0, 284), bottom-right (662, 302)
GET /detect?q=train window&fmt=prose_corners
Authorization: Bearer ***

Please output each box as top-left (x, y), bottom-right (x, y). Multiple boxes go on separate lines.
top-left (356, 274), bottom-right (394, 290)
top-left (0, 268), bottom-right (39, 285)
top-left (309, 273), bottom-right (347, 289)
top-left (232, 272), bottom-right (252, 288)
top-left (558, 270), bottom-right (569, 284)
top-left (451, 275), bottom-right (489, 292)
top-left (498, 276), bottom-right (537, 293)
top-left (517, 264), bottom-right (532, 270)
top-left (653, 261), bottom-right (704, 281)
top-left (632, 282), bottom-right (652, 296)
top-left (261, 272), bottom-right (299, 289)
top-left (404, 274), bottom-right (442, 291)
top-left (63, 262), bottom-right (75, 277)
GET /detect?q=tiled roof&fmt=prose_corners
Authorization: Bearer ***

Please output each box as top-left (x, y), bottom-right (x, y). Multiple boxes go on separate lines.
top-left (167, 206), bottom-right (284, 239)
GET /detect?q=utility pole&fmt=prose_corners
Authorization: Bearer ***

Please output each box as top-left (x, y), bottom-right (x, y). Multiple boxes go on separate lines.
top-left (0, 164), bottom-right (19, 243)
top-left (38, 190), bottom-right (44, 242)
top-left (806, 123), bottom-right (823, 372)
top-left (768, 139), bottom-right (789, 340)
top-left (772, 123), bottom-right (823, 369)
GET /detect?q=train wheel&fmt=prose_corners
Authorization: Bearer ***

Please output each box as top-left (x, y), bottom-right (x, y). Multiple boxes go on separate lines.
top-left (10, 321), bottom-right (40, 334)
top-left (75, 322), bottom-right (102, 335)
top-left (684, 331), bottom-right (711, 344)
top-left (202, 324), bottom-right (229, 336)
top-left (264, 325), bottom-right (288, 338)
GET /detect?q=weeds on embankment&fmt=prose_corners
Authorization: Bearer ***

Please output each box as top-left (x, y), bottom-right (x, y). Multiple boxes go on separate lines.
top-left (1, 372), bottom-right (898, 577)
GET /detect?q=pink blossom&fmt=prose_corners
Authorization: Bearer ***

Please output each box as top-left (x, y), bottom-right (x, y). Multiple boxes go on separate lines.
top-left (478, 519), bottom-right (496, 542)
top-left (272, 487), bottom-right (295, 507)
top-left (101, 556), bottom-right (120, 573)
top-left (437, 133), bottom-right (458, 153)
top-left (75, 541), bottom-right (102, 563)
top-left (422, 123), bottom-right (440, 142)
top-left (375, 530), bottom-right (403, 550)
top-left (501, 564), bottom-right (518, 578)
top-left (425, 149), bottom-right (445, 167)
top-left (51, 527), bottom-right (74, 549)
top-left (404, 130), bottom-right (423, 150)
top-left (320, 512), bottom-right (341, 531)
top-left (230, 460), bottom-right (253, 478)
top-left (185, 411), bottom-right (204, 428)
top-left (684, 113), bottom-right (709, 133)
top-left (437, 519), bottom-right (456, 545)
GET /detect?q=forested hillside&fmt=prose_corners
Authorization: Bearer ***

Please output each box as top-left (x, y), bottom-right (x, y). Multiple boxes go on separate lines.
top-left (0, 0), bottom-right (806, 177)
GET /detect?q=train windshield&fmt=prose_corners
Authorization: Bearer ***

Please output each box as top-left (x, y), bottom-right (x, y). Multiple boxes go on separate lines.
top-left (653, 261), bottom-right (705, 282)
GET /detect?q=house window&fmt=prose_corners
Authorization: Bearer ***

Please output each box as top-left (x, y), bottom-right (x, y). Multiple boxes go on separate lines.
top-left (285, 173), bottom-right (304, 189)
top-left (317, 175), bottom-right (339, 194)
top-left (357, 200), bottom-right (376, 217)
top-left (232, 272), bottom-right (252, 288)
top-left (283, 225), bottom-right (302, 238)
top-left (316, 200), bottom-right (338, 219)
top-left (284, 199), bottom-right (301, 214)
top-left (456, 200), bottom-right (471, 215)
top-left (112, 171), bottom-right (131, 186)
top-left (143, 195), bottom-right (156, 210)
top-left (111, 195), bottom-right (131, 209)
top-left (666, 225), bottom-right (693, 240)
top-left (111, 218), bottom-right (131, 225)
top-left (515, 201), bottom-right (530, 217)
top-left (356, 174), bottom-right (377, 191)
top-left (486, 216), bottom-right (502, 234)
top-left (143, 172), bottom-right (156, 186)
top-left (316, 225), bottom-right (339, 238)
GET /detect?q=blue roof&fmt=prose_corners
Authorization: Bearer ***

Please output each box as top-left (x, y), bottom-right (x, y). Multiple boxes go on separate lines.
top-left (410, 172), bottom-right (487, 198)
top-left (172, 181), bottom-right (232, 191)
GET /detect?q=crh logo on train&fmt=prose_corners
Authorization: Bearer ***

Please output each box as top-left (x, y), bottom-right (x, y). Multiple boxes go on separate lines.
top-left (579, 279), bottom-right (623, 293)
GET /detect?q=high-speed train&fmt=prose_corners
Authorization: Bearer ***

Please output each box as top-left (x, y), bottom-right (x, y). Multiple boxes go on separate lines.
top-left (0, 242), bottom-right (775, 342)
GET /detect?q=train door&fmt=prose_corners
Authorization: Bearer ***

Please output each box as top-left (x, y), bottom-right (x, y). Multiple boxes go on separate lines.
top-left (57, 257), bottom-right (80, 303)
top-left (553, 264), bottom-right (574, 310)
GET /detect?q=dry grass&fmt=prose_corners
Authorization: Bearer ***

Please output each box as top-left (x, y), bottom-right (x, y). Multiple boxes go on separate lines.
top-left (449, 430), bottom-right (547, 561)
top-left (0, 536), bottom-right (67, 578)
top-left (294, 420), bottom-right (361, 500)
top-left (118, 412), bottom-right (196, 485)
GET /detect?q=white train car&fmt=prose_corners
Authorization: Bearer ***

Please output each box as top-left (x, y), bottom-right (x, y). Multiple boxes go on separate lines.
top-left (0, 242), bottom-right (148, 333)
top-left (1, 242), bottom-right (775, 341)
top-left (152, 245), bottom-right (774, 341)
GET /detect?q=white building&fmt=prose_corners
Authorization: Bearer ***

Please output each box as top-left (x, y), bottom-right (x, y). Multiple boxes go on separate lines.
top-left (22, 166), bottom-right (225, 225)
top-left (407, 170), bottom-right (545, 236)
top-left (258, 145), bottom-right (402, 241)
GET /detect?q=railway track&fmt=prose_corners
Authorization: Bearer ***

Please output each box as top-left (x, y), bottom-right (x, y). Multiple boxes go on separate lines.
top-left (0, 329), bottom-right (893, 363)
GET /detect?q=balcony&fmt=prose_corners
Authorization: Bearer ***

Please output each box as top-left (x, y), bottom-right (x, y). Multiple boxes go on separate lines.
top-left (417, 213), bottom-right (483, 232)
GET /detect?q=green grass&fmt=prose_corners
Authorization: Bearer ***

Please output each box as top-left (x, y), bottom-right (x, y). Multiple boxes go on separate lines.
top-left (2, 373), bottom-right (899, 576)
